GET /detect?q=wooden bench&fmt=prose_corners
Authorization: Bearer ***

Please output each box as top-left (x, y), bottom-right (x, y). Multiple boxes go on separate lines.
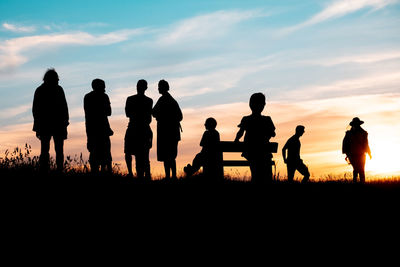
top-left (219, 141), bottom-right (278, 167)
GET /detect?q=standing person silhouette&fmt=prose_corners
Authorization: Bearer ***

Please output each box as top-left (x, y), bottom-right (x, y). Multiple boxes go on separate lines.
top-left (282, 125), bottom-right (310, 183)
top-left (32, 69), bottom-right (69, 173)
top-left (152, 80), bottom-right (183, 180)
top-left (84, 79), bottom-right (113, 173)
top-left (234, 93), bottom-right (276, 183)
top-left (342, 117), bottom-right (372, 183)
top-left (124, 79), bottom-right (153, 180)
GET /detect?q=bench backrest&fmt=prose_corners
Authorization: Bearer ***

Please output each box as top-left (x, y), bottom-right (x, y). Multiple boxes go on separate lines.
top-left (219, 141), bottom-right (278, 153)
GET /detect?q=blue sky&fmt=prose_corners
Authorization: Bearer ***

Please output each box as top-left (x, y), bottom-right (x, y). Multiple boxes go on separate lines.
top-left (1, 0), bottom-right (400, 177)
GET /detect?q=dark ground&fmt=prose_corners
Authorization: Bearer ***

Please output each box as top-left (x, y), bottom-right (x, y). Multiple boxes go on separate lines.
top-left (1, 170), bottom-right (399, 260)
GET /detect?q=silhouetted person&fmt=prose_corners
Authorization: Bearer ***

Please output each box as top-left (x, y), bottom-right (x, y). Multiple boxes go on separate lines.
top-left (234, 93), bottom-right (276, 183)
top-left (152, 80), bottom-right (183, 180)
top-left (282, 125), bottom-right (310, 183)
top-left (184, 117), bottom-right (223, 179)
top-left (32, 69), bottom-right (69, 173)
top-left (342, 117), bottom-right (372, 183)
top-left (84, 79), bottom-right (113, 173)
top-left (124, 79), bottom-right (153, 180)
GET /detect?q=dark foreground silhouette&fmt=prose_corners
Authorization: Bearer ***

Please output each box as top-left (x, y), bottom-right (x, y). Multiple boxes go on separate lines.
top-left (84, 78), bottom-right (113, 173)
top-left (124, 79), bottom-right (153, 179)
top-left (32, 69), bottom-right (69, 172)
top-left (152, 79), bottom-right (183, 180)
top-left (342, 117), bottom-right (372, 183)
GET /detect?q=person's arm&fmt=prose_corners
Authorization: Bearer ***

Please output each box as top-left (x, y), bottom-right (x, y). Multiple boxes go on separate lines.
top-left (32, 88), bottom-right (41, 135)
top-left (234, 118), bottom-right (245, 142)
top-left (175, 99), bottom-right (183, 122)
top-left (147, 98), bottom-right (153, 124)
top-left (282, 142), bottom-right (288, 164)
top-left (105, 94), bottom-right (112, 117)
top-left (365, 133), bottom-right (372, 159)
top-left (234, 128), bottom-right (244, 142)
top-left (60, 87), bottom-right (69, 127)
top-left (152, 99), bottom-right (160, 120)
top-left (125, 98), bottom-right (131, 118)
top-left (267, 116), bottom-right (276, 139)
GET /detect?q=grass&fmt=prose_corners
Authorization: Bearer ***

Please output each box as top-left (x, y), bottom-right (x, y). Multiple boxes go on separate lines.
top-left (2, 145), bottom-right (400, 202)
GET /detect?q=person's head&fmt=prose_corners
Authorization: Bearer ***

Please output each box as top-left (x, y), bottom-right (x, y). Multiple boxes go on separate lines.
top-left (91, 79), bottom-right (105, 93)
top-left (249, 93), bottom-right (266, 114)
top-left (158, 79), bottom-right (169, 95)
top-left (349, 117), bottom-right (364, 128)
top-left (204, 117), bottom-right (217, 130)
top-left (137, 79), bottom-right (148, 94)
top-left (43, 68), bottom-right (59, 85)
top-left (295, 125), bottom-right (305, 137)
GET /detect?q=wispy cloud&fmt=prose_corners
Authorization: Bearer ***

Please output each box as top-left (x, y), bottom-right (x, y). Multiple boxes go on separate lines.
top-left (278, 71), bottom-right (400, 101)
top-left (283, 0), bottom-right (398, 33)
top-left (0, 29), bottom-right (143, 71)
top-left (2, 23), bottom-right (36, 33)
top-left (0, 103), bottom-right (31, 119)
top-left (157, 9), bottom-right (267, 45)
top-left (302, 50), bottom-right (400, 66)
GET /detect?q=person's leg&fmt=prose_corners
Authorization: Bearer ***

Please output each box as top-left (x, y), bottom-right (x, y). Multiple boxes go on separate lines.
top-left (192, 153), bottom-right (204, 173)
top-left (163, 161), bottom-right (170, 179)
top-left (125, 154), bottom-right (133, 177)
top-left (89, 152), bottom-right (99, 173)
top-left (297, 161), bottom-right (310, 183)
top-left (287, 163), bottom-right (295, 183)
top-left (39, 135), bottom-right (51, 173)
top-left (250, 161), bottom-right (266, 184)
top-left (104, 137), bottom-right (112, 173)
top-left (349, 156), bottom-right (359, 183)
top-left (135, 151), bottom-right (144, 179)
top-left (171, 159), bottom-right (177, 179)
top-left (249, 162), bottom-right (257, 183)
top-left (54, 136), bottom-right (64, 172)
top-left (359, 155), bottom-right (366, 183)
top-left (143, 148), bottom-right (151, 181)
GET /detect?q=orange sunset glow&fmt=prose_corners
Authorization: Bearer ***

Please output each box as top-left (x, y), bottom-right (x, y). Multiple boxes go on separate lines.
top-left (1, 0), bottom-right (400, 181)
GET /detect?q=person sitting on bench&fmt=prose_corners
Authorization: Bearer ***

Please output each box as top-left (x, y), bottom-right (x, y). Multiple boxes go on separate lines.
top-left (234, 93), bottom-right (276, 183)
top-left (184, 117), bottom-right (223, 179)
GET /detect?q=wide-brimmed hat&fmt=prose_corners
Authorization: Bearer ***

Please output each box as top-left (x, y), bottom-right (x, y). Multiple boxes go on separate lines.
top-left (350, 117), bottom-right (364, 126)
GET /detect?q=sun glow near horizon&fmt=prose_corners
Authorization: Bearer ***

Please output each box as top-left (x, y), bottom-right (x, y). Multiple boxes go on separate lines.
top-left (366, 138), bottom-right (400, 177)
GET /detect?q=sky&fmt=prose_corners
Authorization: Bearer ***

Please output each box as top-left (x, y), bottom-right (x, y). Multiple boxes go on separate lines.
top-left (0, 0), bottom-right (400, 179)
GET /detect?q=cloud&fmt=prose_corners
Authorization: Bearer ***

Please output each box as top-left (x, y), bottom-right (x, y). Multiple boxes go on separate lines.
top-left (157, 9), bottom-right (267, 45)
top-left (302, 50), bottom-right (400, 66)
top-left (2, 23), bottom-right (36, 33)
top-left (278, 71), bottom-right (400, 101)
top-left (0, 28), bottom-right (143, 71)
top-left (0, 104), bottom-right (31, 119)
top-left (283, 0), bottom-right (398, 33)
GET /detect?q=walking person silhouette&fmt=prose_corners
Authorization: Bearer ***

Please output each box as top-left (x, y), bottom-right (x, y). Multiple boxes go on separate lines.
top-left (152, 80), bottom-right (183, 180)
top-left (342, 117), bottom-right (372, 183)
top-left (84, 79), bottom-right (113, 173)
top-left (124, 79), bottom-right (153, 180)
top-left (234, 93), bottom-right (276, 183)
top-left (282, 125), bottom-right (310, 183)
top-left (32, 69), bottom-right (69, 173)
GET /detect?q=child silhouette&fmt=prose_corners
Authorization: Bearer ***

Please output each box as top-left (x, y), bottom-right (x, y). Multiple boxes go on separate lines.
top-left (234, 93), bottom-right (276, 183)
top-left (184, 117), bottom-right (223, 179)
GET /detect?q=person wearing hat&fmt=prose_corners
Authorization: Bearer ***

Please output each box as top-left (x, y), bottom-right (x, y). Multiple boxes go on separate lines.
top-left (342, 117), bottom-right (372, 183)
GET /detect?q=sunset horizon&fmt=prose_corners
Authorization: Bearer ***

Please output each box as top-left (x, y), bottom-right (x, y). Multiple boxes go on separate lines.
top-left (1, 0), bottom-right (400, 180)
